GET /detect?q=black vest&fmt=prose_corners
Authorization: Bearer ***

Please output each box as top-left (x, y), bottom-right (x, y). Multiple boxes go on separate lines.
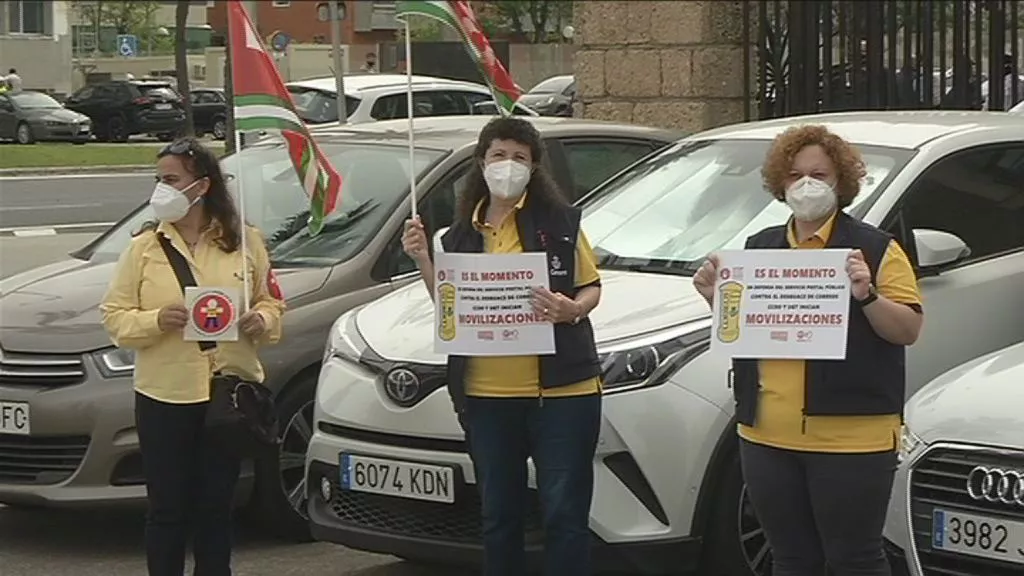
top-left (439, 200), bottom-right (601, 413)
top-left (732, 212), bottom-right (907, 426)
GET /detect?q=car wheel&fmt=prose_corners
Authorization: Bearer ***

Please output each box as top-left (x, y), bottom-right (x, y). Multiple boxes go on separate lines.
top-left (212, 117), bottom-right (227, 140)
top-left (15, 122), bottom-right (35, 145)
top-left (254, 373), bottom-right (316, 541)
top-left (156, 132), bottom-right (176, 142)
top-left (108, 116), bottom-right (129, 143)
top-left (701, 452), bottom-right (772, 576)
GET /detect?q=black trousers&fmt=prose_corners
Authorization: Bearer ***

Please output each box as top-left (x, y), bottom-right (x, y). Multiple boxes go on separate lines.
top-left (739, 438), bottom-right (898, 576)
top-left (135, 392), bottom-right (241, 576)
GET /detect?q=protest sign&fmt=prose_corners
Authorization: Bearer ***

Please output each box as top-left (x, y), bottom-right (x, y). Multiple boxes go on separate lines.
top-left (434, 252), bottom-right (554, 356)
top-left (711, 249), bottom-right (851, 359)
top-left (184, 286), bottom-right (240, 342)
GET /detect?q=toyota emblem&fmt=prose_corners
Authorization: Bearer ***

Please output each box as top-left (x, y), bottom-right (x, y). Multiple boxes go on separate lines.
top-left (966, 466), bottom-right (1024, 507)
top-left (384, 367), bottom-right (421, 406)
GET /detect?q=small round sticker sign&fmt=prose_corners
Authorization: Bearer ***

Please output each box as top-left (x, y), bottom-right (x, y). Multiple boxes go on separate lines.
top-left (190, 290), bottom-right (236, 337)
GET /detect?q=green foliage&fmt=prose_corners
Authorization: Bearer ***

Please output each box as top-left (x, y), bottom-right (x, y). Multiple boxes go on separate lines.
top-left (71, 0), bottom-right (165, 54)
top-left (486, 0), bottom-right (574, 43)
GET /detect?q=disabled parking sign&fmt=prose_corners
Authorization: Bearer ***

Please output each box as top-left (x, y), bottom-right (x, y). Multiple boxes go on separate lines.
top-left (184, 286), bottom-right (239, 342)
top-left (116, 34), bottom-right (138, 58)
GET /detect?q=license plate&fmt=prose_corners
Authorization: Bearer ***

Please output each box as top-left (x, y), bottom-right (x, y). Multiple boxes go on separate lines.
top-left (154, 103), bottom-right (171, 110)
top-left (933, 508), bottom-right (1024, 564)
top-left (340, 454), bottom-right (454, 504)
top-left (0, 401), bottom-right (30, 435)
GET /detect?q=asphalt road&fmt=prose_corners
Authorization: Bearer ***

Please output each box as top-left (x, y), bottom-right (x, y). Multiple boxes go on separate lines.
top-left (0, 173), bottom-right (151, 230)
top-left (0, 233), bottom-right (471, 576)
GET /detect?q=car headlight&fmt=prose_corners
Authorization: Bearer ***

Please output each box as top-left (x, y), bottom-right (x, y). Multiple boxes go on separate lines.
top-left (324, 310), bottom-right (364, 364)
top-left (92, 347), bottom-right (135, 378)
top-left (899, 425), bottom-right (925, 463)
top-left (599, 322), bottom-right (711, 394)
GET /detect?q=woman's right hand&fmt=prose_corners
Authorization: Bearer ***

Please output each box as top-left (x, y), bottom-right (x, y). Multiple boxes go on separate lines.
top-left (401, 217), bottom-right (430, 264)
top-left (157, 304), bottom-right (189, 332)
top-left (692, 254), bottom-right (720, 306)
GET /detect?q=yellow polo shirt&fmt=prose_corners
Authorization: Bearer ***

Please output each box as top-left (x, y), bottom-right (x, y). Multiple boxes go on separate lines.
top-left (100, 222), bottom-right (285, 404)
top-left (738, 214), bottom-right (922, 453)
top-left (465, 195), bottom-right (603, 398)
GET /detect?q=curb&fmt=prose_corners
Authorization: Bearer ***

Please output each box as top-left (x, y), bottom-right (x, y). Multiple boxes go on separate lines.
top-left (0, 165), bottom-right (151, 177)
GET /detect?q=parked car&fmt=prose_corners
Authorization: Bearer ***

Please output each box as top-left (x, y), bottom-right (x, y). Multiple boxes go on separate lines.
top-left (306, 111), bottom-right (1024, 575)
top-left (286, 73), bottom-right (537, 125)
top-left (190, 87), bottom-right (228, 140)
top-left (0, 116), bottom-right (678, 540)
top-left (518, 74), bottom-right (576, 117)
top-left (884, 340), bottom-right (1024, 576)
top-left (1011, 99), bottom-right (1024, 113)
top-left (64, 79), bottom-right (186, 142)
top-left (0, 90), bottom-right (91, 144)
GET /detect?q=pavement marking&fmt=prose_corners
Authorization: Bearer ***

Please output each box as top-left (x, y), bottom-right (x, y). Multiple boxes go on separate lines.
top-left (0, 203), bottom-right (103, 212)
top-left (0, 172), bottom-right (151, 181)
top-left (0, 222), bottom-right (115, 237)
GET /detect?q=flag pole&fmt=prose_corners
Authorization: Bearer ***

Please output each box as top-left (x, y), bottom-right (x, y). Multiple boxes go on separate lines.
top-left (404, 20), bottom-right (417, 219)
top-left (231, 6), bottom-right (251, 311)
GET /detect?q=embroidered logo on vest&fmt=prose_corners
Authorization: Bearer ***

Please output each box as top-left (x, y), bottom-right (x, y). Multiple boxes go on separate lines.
top-left (550, 254), bottom-right (568, 277)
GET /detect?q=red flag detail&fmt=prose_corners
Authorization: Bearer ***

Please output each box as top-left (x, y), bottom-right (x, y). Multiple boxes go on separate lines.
top-left (267, 269), bottom-right (284, 301)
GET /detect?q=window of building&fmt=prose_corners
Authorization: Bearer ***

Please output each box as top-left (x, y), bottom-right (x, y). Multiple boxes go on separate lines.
top-left (8, 0), bottom-right (48, 35)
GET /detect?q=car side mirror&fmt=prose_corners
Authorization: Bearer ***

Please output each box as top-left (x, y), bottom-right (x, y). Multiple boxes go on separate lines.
top-left (913, 228), bottom-right (970, 273)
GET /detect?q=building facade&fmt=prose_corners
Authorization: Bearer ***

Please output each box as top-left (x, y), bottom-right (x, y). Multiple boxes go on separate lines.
top-left (206, 0), bottom-right (398, 49)
top-left (0, 0), bottom-right (74, 95)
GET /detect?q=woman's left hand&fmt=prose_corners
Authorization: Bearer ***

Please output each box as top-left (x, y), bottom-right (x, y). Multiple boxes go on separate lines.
top-left (532, 287), bottom-right (581, 324)
top-left (846, 249), bottom-right (872, 300)
top-left (239, 310), bottom-right (266, 338)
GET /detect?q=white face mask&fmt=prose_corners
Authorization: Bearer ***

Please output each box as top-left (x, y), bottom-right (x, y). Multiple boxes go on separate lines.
top-left (785, 176), bottom-right (837, 222)
top-left (150, 179), bottom-right (201, 223)
top-left (483, 159), bottom-right (531, 200)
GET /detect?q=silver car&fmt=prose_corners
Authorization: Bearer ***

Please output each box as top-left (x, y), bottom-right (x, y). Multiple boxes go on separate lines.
top-left (286, 74), bottom-right (537, 125)
top-left (0, 91), bottom-right (91, 144)
top-left (885, 340), bottom-right (1024, 576)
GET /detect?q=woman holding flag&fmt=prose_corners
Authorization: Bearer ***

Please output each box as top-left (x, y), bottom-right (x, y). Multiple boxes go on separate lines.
top-left (101, 138), bottom-right (285, 576)
top-left (402, 117), bottom-right (603, 576)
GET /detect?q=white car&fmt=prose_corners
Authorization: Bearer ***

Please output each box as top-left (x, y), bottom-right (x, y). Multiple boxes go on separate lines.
top-left (306, 111), bottom-right (1024, 576)
top-left (286, 74), bottom-right (537, 125)
top-left (1011, 100), bottom-right (1024, 114)
top-left (884, 341), bottom-right (1024, 576)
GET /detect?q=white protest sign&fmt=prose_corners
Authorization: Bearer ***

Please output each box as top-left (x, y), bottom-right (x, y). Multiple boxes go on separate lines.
top-left (434, 252), bottom-right (555, 356)
top-left (184, 286), bottom-right (240, 342)
top-left (711, 249), bottom-right (851, 359)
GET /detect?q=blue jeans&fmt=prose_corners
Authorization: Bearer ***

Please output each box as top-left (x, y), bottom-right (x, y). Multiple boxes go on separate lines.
top-left (464, 394), bottom-right (601, 576)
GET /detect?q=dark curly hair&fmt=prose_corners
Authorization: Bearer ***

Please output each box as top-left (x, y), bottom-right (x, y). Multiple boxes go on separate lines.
top-left (453, 117), bottom-right (568, 226)
top-left (137, 137), bottom-right (241, 252)
top-left (761, 125), bottom-right (867, 209)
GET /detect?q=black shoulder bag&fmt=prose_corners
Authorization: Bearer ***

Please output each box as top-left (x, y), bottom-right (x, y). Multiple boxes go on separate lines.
top-left (157, 235), bottom-right (280, 458)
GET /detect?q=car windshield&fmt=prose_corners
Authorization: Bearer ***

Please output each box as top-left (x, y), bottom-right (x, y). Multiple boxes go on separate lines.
top-left (142, 86), bottom-right (178, 100)
top-left (529, 76), bottom-right (573, 94)
top-left (84, 143), bottom-right (447, 266)
top-left (581, 139), bottom-right (913, 274)
top-left (11, 92), bottom-right (62, 109)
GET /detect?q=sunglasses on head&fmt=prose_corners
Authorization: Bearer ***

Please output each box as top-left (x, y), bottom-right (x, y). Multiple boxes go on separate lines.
top-left (159, 138), bottom-right (201, 158)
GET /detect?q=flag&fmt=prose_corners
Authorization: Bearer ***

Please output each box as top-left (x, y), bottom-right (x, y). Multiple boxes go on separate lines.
top-left (396, 0), bottom-right (522, 114)
top-left (227, 1), bottom-right (342, 235)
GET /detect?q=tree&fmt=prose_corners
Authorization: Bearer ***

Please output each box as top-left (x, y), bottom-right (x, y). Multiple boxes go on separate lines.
top-left (486, 0), bottom-right (573, 43)
top-left (70, 0), bottom-right (161, 54)
top-left (175, 0), bottom-right (195, 136)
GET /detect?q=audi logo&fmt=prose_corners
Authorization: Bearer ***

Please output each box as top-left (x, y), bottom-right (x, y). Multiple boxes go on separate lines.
top-left (966, 466), bottom-right (1024, 507)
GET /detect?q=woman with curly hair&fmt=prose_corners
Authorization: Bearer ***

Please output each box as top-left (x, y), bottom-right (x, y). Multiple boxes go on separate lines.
top-left (400, 117), bottom-right (602, 576)
top-left (693, 125), bottom-right (924, 576)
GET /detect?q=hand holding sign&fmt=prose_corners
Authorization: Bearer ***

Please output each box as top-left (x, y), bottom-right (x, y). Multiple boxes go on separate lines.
top-left (846, 249), bottom-right (872, 300)
top-left (239, 310), bottom-right (266, 338)
top-left (158, 304), bottom-right (189, 332)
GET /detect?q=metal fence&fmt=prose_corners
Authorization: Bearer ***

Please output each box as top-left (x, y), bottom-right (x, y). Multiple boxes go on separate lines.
top-left (742, 0), bottom-right (1024, 120)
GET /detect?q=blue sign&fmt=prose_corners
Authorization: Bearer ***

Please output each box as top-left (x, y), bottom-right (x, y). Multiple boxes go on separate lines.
top-left (116, 34), bottom-right (139, 58)
top-left (269, 31), bottom-right (291, 53)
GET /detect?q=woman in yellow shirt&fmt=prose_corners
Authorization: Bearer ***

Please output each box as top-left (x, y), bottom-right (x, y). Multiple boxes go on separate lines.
top-left (693, 126), bottom-right (923, 576)
top-left (100, 138), bottom-right (284, 576)
top-left (401, 117), bottom-right (603, 576)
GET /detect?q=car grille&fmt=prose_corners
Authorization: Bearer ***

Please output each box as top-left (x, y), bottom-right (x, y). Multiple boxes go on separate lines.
top-left (0, 435), bottom-right (90, 484)
top-left (326, 475), bottom-right (543, 543)
top-left (909, 446), bottom-right (1024, 575)
top-left (0, 349), bottom-right (86, 387)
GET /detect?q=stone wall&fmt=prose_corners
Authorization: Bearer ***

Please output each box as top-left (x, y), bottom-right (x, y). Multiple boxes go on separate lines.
top-left (573, 0), bottom-right (752, 133)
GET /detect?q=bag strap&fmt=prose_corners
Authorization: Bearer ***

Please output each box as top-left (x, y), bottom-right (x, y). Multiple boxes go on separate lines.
top-left (157, 234), bottom-right (216, 352)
